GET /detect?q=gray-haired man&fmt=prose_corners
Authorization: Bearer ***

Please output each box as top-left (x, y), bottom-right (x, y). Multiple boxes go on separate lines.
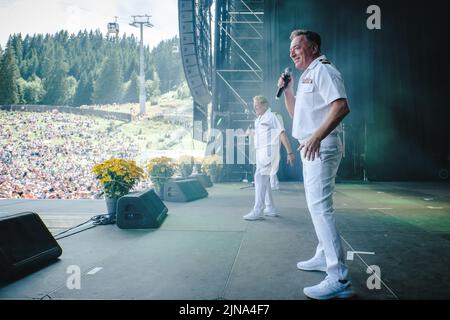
top-left (243, 95), bottom-right (295, 220)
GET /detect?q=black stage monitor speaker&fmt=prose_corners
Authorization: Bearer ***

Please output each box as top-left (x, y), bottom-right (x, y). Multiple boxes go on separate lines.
top-left (164, 178), bottom-right (208, 202)
top-left (178, 0), bottom-right (212, 106)
top-left (190, 173), bottom-right (213, 188)
top-left (116, 189), bottom-right (168, 229)
top-left (0, 212), bottom-right (62, 281)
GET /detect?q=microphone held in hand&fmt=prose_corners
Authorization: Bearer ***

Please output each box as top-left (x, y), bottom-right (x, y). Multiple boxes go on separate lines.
top-left (276, 67), bottom-right (292, 99)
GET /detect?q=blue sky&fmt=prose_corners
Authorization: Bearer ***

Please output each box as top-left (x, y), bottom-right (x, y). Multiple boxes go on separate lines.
top-left (0, 0), bottom-right (179, 48)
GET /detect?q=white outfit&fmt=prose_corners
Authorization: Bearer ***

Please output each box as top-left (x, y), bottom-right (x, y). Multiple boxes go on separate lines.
top-left (253, 108), bottom-right (284, 214)
top-left (292, 55), bottom-right (347, 141)
top-left (293, 55), bottom-right (349, 282)
top-left (270, 174), bottom-right (279, 190)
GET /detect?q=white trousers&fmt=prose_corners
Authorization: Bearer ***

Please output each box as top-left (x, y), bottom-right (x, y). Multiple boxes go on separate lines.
top-left (253, 166), bottom-right (275, 214)
top-left (301, 136), bottom-right (349, 281)
top-left (270, 173), bottom-right (279, 190)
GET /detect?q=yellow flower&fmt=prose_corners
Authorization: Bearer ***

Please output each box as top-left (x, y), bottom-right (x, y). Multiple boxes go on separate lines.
top-left (146, 156), bottom-right (176, 187)
top-left (201, 155), bottom-right (222, 176)
top-left (92, 158), bottom-right (145, 198)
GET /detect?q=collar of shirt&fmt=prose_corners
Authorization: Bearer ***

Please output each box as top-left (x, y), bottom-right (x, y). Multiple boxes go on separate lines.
top-left (305, 54), bottom-right (326, 71)
top-left (299, 55), bottom-right (326, 83)
top-left (256, 108), bottom-right (271, 122)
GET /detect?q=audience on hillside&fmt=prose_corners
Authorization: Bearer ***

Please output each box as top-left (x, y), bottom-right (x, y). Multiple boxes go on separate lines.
top-left (0, 111), bottom-right (152, 199)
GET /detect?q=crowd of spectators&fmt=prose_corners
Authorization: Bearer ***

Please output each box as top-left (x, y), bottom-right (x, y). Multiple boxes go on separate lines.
top-left (0, 110), bottom-right (151, 199)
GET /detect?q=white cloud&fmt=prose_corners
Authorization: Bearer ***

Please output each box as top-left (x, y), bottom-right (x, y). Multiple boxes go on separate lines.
top-left (0, 0), bottom-right (179, 48)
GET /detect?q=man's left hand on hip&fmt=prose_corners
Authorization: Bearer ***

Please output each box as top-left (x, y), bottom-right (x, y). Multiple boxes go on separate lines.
top-left (299, 135), bottom-right (321, 161)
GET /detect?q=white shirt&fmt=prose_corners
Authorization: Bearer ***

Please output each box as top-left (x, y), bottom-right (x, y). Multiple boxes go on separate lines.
top-left (292, 55), bottom-right (348, 141)
top-left (254, 108), bottom-right (284, 150)
top-left (274, 112), bottom-right (285, 136)
top-left (253, 108), bottom-right (284, 174)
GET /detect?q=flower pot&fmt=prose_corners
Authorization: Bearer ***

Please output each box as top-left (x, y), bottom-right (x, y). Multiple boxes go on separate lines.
top-left (105, 197), bottom-right (119, 221)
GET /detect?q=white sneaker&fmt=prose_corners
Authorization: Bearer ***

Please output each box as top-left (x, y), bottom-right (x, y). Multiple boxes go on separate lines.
top-left (303, 277), bottom-right (354, 300)
top-left (297, 257), bottom-right (327, 272)
top-left (263, 208), bottom-right (279, 217)
top-left (243, 211), bottom-right (264, 221)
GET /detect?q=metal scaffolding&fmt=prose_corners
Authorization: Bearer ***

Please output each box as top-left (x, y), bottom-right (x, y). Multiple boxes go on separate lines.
top-left (213, 0), bottom-right (264, 131)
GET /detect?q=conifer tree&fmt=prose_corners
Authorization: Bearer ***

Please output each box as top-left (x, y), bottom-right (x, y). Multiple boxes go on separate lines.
top-left (1, 31), bottom-right (184, 106)
top-left (8, 34), bottom-right (23, 68)
top-left (152, 36), bottom-right (184, 93)
top-left (41, 44), bottom-right (70, 105)
top-left (123, 71), bottom-right (139, 103)
top-left (0, 46), bottom-right (21, 104)
top-left (92, 52), bottom-right (123, 104)
top-left (73, 72), bottom-right (93, 106)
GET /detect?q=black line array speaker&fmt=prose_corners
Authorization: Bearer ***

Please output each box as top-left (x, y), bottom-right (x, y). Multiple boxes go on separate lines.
top-left (0, 212), bottom-right (62, 282)
top-left (179, 0), bottom-right (212, 106)
top-left (164, 178), bottom-right (208, 202)
top-left (116, 189), bottom-right (168, 229)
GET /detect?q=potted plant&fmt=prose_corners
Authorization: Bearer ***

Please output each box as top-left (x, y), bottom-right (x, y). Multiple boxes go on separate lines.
top-left (146, 156), bottom-right (176, 198)
top-left (192, 156), bottom-right (204, 175)
top-left (201, 155), bottom-right (222, 183)
top-left (92, 158), bottom-right (145, 219)
top-left (176, 155), bottom-right (194, 178)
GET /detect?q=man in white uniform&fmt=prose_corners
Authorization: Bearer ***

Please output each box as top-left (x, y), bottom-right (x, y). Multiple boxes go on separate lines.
top-left (243, 96), bottom-right (295, 220)
top-left (278, 29), bottom-right (352, 299)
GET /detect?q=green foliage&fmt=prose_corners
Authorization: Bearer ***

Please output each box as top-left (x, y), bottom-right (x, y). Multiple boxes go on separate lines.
top-left (146, 156), bottom-right (176, 191)
top-left (151, 36), bottom-right (184, 93)
top-left (0, 45), bottom-right (21, 104)
top-left (65, 76), bottom-right (78, 105)
top-left (8, 34), bottom-right (23, 68)
top-left (176, 155), bottom-right (194, 178)
top-left (145, 79), bottom-right (161, 99)
top-left (92, 52), bottom-right (123, 104)
top-left (41, 44), bottom-right (71, 105)
top-left (21, 48), bottom-right (39, 80)
top-left (92, 158), bottom-right (145, 198)
top-left (123, 71), bottom-right (139, 103)
top-left (73, 72), bottom-right (93, 106)
top-left (0, 32), bottom-right (186, 106)
top-left (17, 75), bottom-right (45, 104)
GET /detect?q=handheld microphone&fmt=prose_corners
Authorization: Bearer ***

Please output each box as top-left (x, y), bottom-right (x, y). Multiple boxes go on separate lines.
top-left (276, 67), bottom-right (292, 99)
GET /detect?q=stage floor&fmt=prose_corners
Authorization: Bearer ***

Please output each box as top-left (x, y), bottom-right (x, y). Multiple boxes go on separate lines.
top-left (1, 181), bottom-right (449, 300)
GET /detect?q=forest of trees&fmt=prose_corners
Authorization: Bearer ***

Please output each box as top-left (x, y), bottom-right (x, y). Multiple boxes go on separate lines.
top-left (0, 30), bottom-right (188, 106)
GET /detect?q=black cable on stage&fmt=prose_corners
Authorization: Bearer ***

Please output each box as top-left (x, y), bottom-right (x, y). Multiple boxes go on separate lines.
top-left (53, 213), bottom-right (116, 241)
top-left (54, 224), bottom-right (98, 241)
top-left (52, 218), bottom-right (93, 238)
